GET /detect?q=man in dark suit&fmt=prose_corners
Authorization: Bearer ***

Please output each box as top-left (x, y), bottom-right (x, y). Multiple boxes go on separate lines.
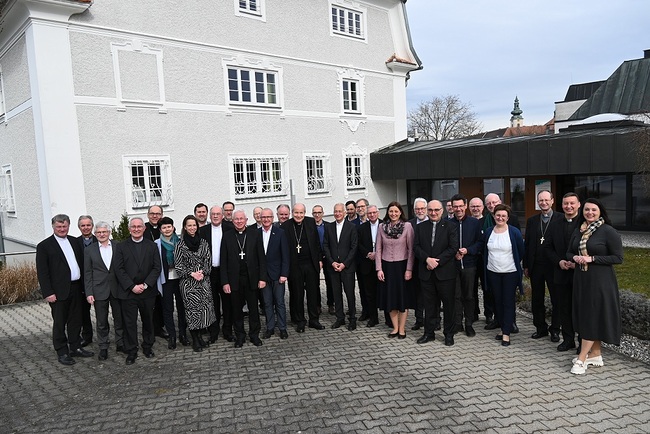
top-left (142, 205), bottom-right (168, 340)
top-left (76, 215), bottom-right (97, 347)
top-left (409, 197), bottom-right (429, 330)
top-left (357, 205), bottom-right (380, 327)
top-left (545, 192), bottom-right (582, 351)
top-left (221, 210), bottom-right (268, 347)
top-left (281, 203), bottom-right (324, 333)
top-left (313, 205), bottom-right (334, 315)
top-left (84, 221), bottom-right (124, 360)
top-left (414, 200), bottom-right (459, 346)
top-left (524, 190), bottom-right (564, 342)
top-left (199, 205), bottom-right (234, 342)
top-left (260, 208), bottom-right (290, 339)
top-left (37, 214), bottom-right (94, 365)
top-left (324, 203), bottom-right (359, 331)
top-left (114, 217), bottom-right (161, 365)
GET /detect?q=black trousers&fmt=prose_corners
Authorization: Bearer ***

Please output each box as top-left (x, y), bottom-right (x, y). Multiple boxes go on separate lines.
top-left (531, 262), bottom-right (561, 333)
top-left (330, 268), bottom-right (356, 322)
top-left (360, 268), bottom-right (379, 322)
top-left (356, 265), bottom-right (368, 316)
top-left (210, 267), bottom-right (233, 338)
top-left (153, 294), bottom-right (165, 334)
top-left (162, 279), bottom-right (187, 340)
top-left (421, 275), bottom-right (455, 337)
top-left (49, 281), bottom-right (83, 356)
top-left (231, 272), bottom-right (261, 341)
top-left (80, 294), bottom-right (93, 342)
top-left (93, 295), bottom-right (124, 350)
top-left (454, 267), bottom-right (477, 327)
top-left (557, 281), bottom-right (575, 343)
top-left (121, 296), bottom-right (156, 355)
top-left (413, 277), bottom-right (424, 324)
top-left (323, 262), bottom-right (334, 307)
top-left (288, 261), bottom-right (320, 326)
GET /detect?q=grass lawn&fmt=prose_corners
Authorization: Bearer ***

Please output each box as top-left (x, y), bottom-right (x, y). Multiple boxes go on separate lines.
top-left (617, 247), bottom-right (650, 298)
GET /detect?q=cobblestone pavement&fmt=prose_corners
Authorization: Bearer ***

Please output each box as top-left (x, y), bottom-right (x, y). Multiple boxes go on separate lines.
top-left (0, 287), bottom-right (648, 433)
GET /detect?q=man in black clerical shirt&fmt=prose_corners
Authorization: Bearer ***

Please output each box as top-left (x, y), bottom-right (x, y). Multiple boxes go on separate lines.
top-left (281, 203), bottom-right (324, 333)
top-left (76, 215), bottom-right (96, 347)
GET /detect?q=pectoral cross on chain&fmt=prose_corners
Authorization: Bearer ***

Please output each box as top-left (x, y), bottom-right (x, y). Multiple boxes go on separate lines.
top-left (239, 251), bottom-right (246, 260)
top-left (540, 237), bottom-right (545, 245)
top-left (296, 244), bottom-right (302, 253)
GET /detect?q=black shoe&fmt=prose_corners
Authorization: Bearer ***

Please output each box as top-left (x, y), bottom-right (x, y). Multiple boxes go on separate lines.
top-left (366, 319), bottom-right (378, 328)
top-left (234, 340), bottom-right (244, 348)
top-left (224, 335), bottom-right (235, 343)
top-left (398, 333), bottom-right (406, 340)
top-left (388, 331), bottom-right (399, 338)
top-left (465, 325), bottom-right (476, 337)
top-left (70, 348), bottom-right (94, 358)
top-left (197, 335), bottom-right (209, 348)
top-left (296, 324), bottom-right (305, 333)
top-left (531, 330), bottom-right (549, 339)
top-left (453, 324), bottom-right (464, 334)
top-left (501, 339), bottom-right (511, 347)
top-left (156, 329), bottom-right (170, 339)
top-left (328, 306), bottom-right (335, 315)
top-left (417, 335), bottom-right (435, 344)
top-left (331, 320), bottom-right (345, 329)
top-left (557, 341), bottom-right (576, 352)
top-left (511, 323), bottom-right (519, 334)
top-left (179, 335), bottom-right (191, 347)
top-left (495, 334), bottom-right (503, 340)
top-left (168, 337), bottom-right (177, 350)
top-left (358, 313), bottom-right (369, 322)
top-left (347, 321), bottom-right (357, 331)
top-left (550, 331), bottom-right (561, 343)
top-left (58, 354), bottom-right (75, 366)
top-left (485, 315), bottom-right (493, 324)
top-left (411, 321), bottom-right (423, 331)
top-left (484, 320), bottom-right (499, 330)
top-left (79, 338), bottom-right (92, 348)
top-left (251, 337), bottom-right (263, 347)
top-left (125, 354), bottom-right (137, 365)
top-left (98, 349), bottom-right (108, 361)
top-left (280, 330), bottom-right (288, 339)
top-left (263, 330), bottom-right (274, 339)
top-left (116, 346), bottom-right (126, 354)
top-left (144, 350), bottom-right (154, 359)
top-left (444, 335), bottom-right (454, 346)
top-left (309, 322), bottom-right (325, 330)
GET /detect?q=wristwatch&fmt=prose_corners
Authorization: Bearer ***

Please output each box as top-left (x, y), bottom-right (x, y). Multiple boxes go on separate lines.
top-left (143, 283), bottom-right (148, 289)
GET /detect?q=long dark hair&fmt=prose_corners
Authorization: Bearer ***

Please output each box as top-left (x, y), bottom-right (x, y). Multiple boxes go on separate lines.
top-left (583, 198), bottom-right (612, 226)
top-left (181, 215), bottom-right (200, 236)
top-left (382, 201), bottom-right (407, 223)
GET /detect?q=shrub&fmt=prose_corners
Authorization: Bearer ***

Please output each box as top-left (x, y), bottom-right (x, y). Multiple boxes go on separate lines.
top-left (0, 262), bottom-right (41, 305)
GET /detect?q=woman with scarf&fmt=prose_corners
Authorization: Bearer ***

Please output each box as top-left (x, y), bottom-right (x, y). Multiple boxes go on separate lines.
top-left (567, 198), bottom-right (623, 375)
top-left (174, 215), bottom-right (216, 352)
top-left (375, 201), bottom-right (415, 339)
top-left (155, 217), bottom-right (189, 349)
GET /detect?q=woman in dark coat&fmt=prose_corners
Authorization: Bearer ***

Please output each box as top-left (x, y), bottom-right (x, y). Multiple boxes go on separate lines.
top-left (567, 198), bottom-right (623, 375)
top-left (174, 215), bottom-right (216, 352)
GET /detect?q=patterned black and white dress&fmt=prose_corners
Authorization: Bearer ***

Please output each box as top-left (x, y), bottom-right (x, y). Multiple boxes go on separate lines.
top-left (174, 238), bottom-right (216, 330)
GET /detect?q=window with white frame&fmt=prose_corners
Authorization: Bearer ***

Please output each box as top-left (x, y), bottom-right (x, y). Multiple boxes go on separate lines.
top-left (331, 4), bottom-right (365, 40)
top-left (342, 79), bottom-right (360, 114)
top-left (343, 145), bottom-right (368, 193)
top-left (236, 0), bottom-right (265, 19)
top-left (304, 153), bottom-right (332, 195)
top-left (0, 164), bottom-right (16, 214)
top-left (231, 155), bottom-right (288, 199)
top-left (227, 67), bottom-right (278, 107)
top-left (123, 156), bottom-right (173, 210)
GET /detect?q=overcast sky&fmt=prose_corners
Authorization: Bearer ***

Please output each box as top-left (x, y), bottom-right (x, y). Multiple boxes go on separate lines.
top-left (404, 1), bottom-right (650, 131)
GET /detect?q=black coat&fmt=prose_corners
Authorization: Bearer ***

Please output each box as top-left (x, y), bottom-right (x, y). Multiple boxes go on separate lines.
top-left (36, 235), bottom-right (84, 300)
top-left (413, 219), bottom-right (459, 281)
top-left (220, 226), bottom-right (268, 291)
top-left (114, 237), bottom-right (161, 299)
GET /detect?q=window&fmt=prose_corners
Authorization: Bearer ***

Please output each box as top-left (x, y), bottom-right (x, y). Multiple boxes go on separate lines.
top-left (230, 155), bottom-right (288, 199)
top-left (123, 156), bottom-right (173, 210)
top-left (235, 0), bottom-right (265, 20)
top-left (227, 67), bottom-right (278, 107)
top-left (0, 67), bottom-right (6, 121)
top-left (0, 164), bottom-right (15, 214)
top-left (342, 79), bottom-right (359, 113)
top-left (331, 4), bottom-right (364, 39)
top-left (304, 153), bottom-right (332, 195)
top-left (342, 145), bottom-right (368, 194)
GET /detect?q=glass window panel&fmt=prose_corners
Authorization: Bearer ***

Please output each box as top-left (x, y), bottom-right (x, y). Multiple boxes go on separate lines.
top-left (574, 175), bottom-right (626, 227)
top-left (632, 175), bottom-right (650, 228)
top-left (510, 178), bottom-right (525, 224)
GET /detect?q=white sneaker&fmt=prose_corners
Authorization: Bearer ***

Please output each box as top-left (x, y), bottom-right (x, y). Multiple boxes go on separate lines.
top-left (572, 355), bottom-right (604, 367)
top-left (571, 360), bottom-right (587, 375)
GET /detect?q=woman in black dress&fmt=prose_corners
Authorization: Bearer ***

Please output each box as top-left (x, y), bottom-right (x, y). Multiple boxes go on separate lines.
top-left (567, 198), bottom-right (623, 375)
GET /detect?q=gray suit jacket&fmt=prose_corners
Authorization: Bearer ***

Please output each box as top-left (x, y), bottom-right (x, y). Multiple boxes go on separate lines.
top-left (84, 241), bottom-right (119, 301)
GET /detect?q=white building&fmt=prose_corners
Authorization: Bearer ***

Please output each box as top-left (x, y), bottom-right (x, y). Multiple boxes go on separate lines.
top-left (0, 0), bottom-right (421, 258)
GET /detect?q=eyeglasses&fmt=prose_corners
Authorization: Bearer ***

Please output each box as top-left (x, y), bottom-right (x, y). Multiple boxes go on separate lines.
top-left (428, 208), bottom-right (443, 212)
top-left (414, 207), bottom-right (426, 211)
top-left (312, 211), bottom-right (323, 214)
top-left (95, 230), bottom-right (110, 235)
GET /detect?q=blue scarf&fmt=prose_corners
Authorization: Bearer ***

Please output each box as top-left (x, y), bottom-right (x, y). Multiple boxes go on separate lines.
top-left (160, 233), bottom-right (179, 267)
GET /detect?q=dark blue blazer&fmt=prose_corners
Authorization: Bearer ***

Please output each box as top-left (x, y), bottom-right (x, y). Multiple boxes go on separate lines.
top-left (261, 226), bottom-right (290, 281)
top-left (450, 216), bottom-right (484, 269)
top-left (483, 225), bottom-right (525, 294)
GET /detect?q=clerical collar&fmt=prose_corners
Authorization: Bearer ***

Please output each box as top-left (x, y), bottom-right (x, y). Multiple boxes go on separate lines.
top-left (565, 214), bottom-right (577, 222)
top-left (131, 237), bottom-right (143, 243)
top-left (237, 230), bottom-right (245, 235)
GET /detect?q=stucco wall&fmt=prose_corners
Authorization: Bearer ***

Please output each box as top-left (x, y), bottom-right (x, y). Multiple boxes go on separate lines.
top-left (1, 35), bottom-right (31, 111)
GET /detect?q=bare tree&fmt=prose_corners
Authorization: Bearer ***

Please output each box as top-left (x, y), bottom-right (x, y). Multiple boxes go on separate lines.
top-left (408, 95), bottom-right (482, 141)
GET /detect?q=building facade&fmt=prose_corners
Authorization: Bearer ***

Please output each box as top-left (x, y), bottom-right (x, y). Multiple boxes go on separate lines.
top-left (0, 0), bottom-right (421, 258)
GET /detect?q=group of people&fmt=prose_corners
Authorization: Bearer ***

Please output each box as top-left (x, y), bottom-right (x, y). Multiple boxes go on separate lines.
top-left (37, 192), bottom-right (623, 375)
